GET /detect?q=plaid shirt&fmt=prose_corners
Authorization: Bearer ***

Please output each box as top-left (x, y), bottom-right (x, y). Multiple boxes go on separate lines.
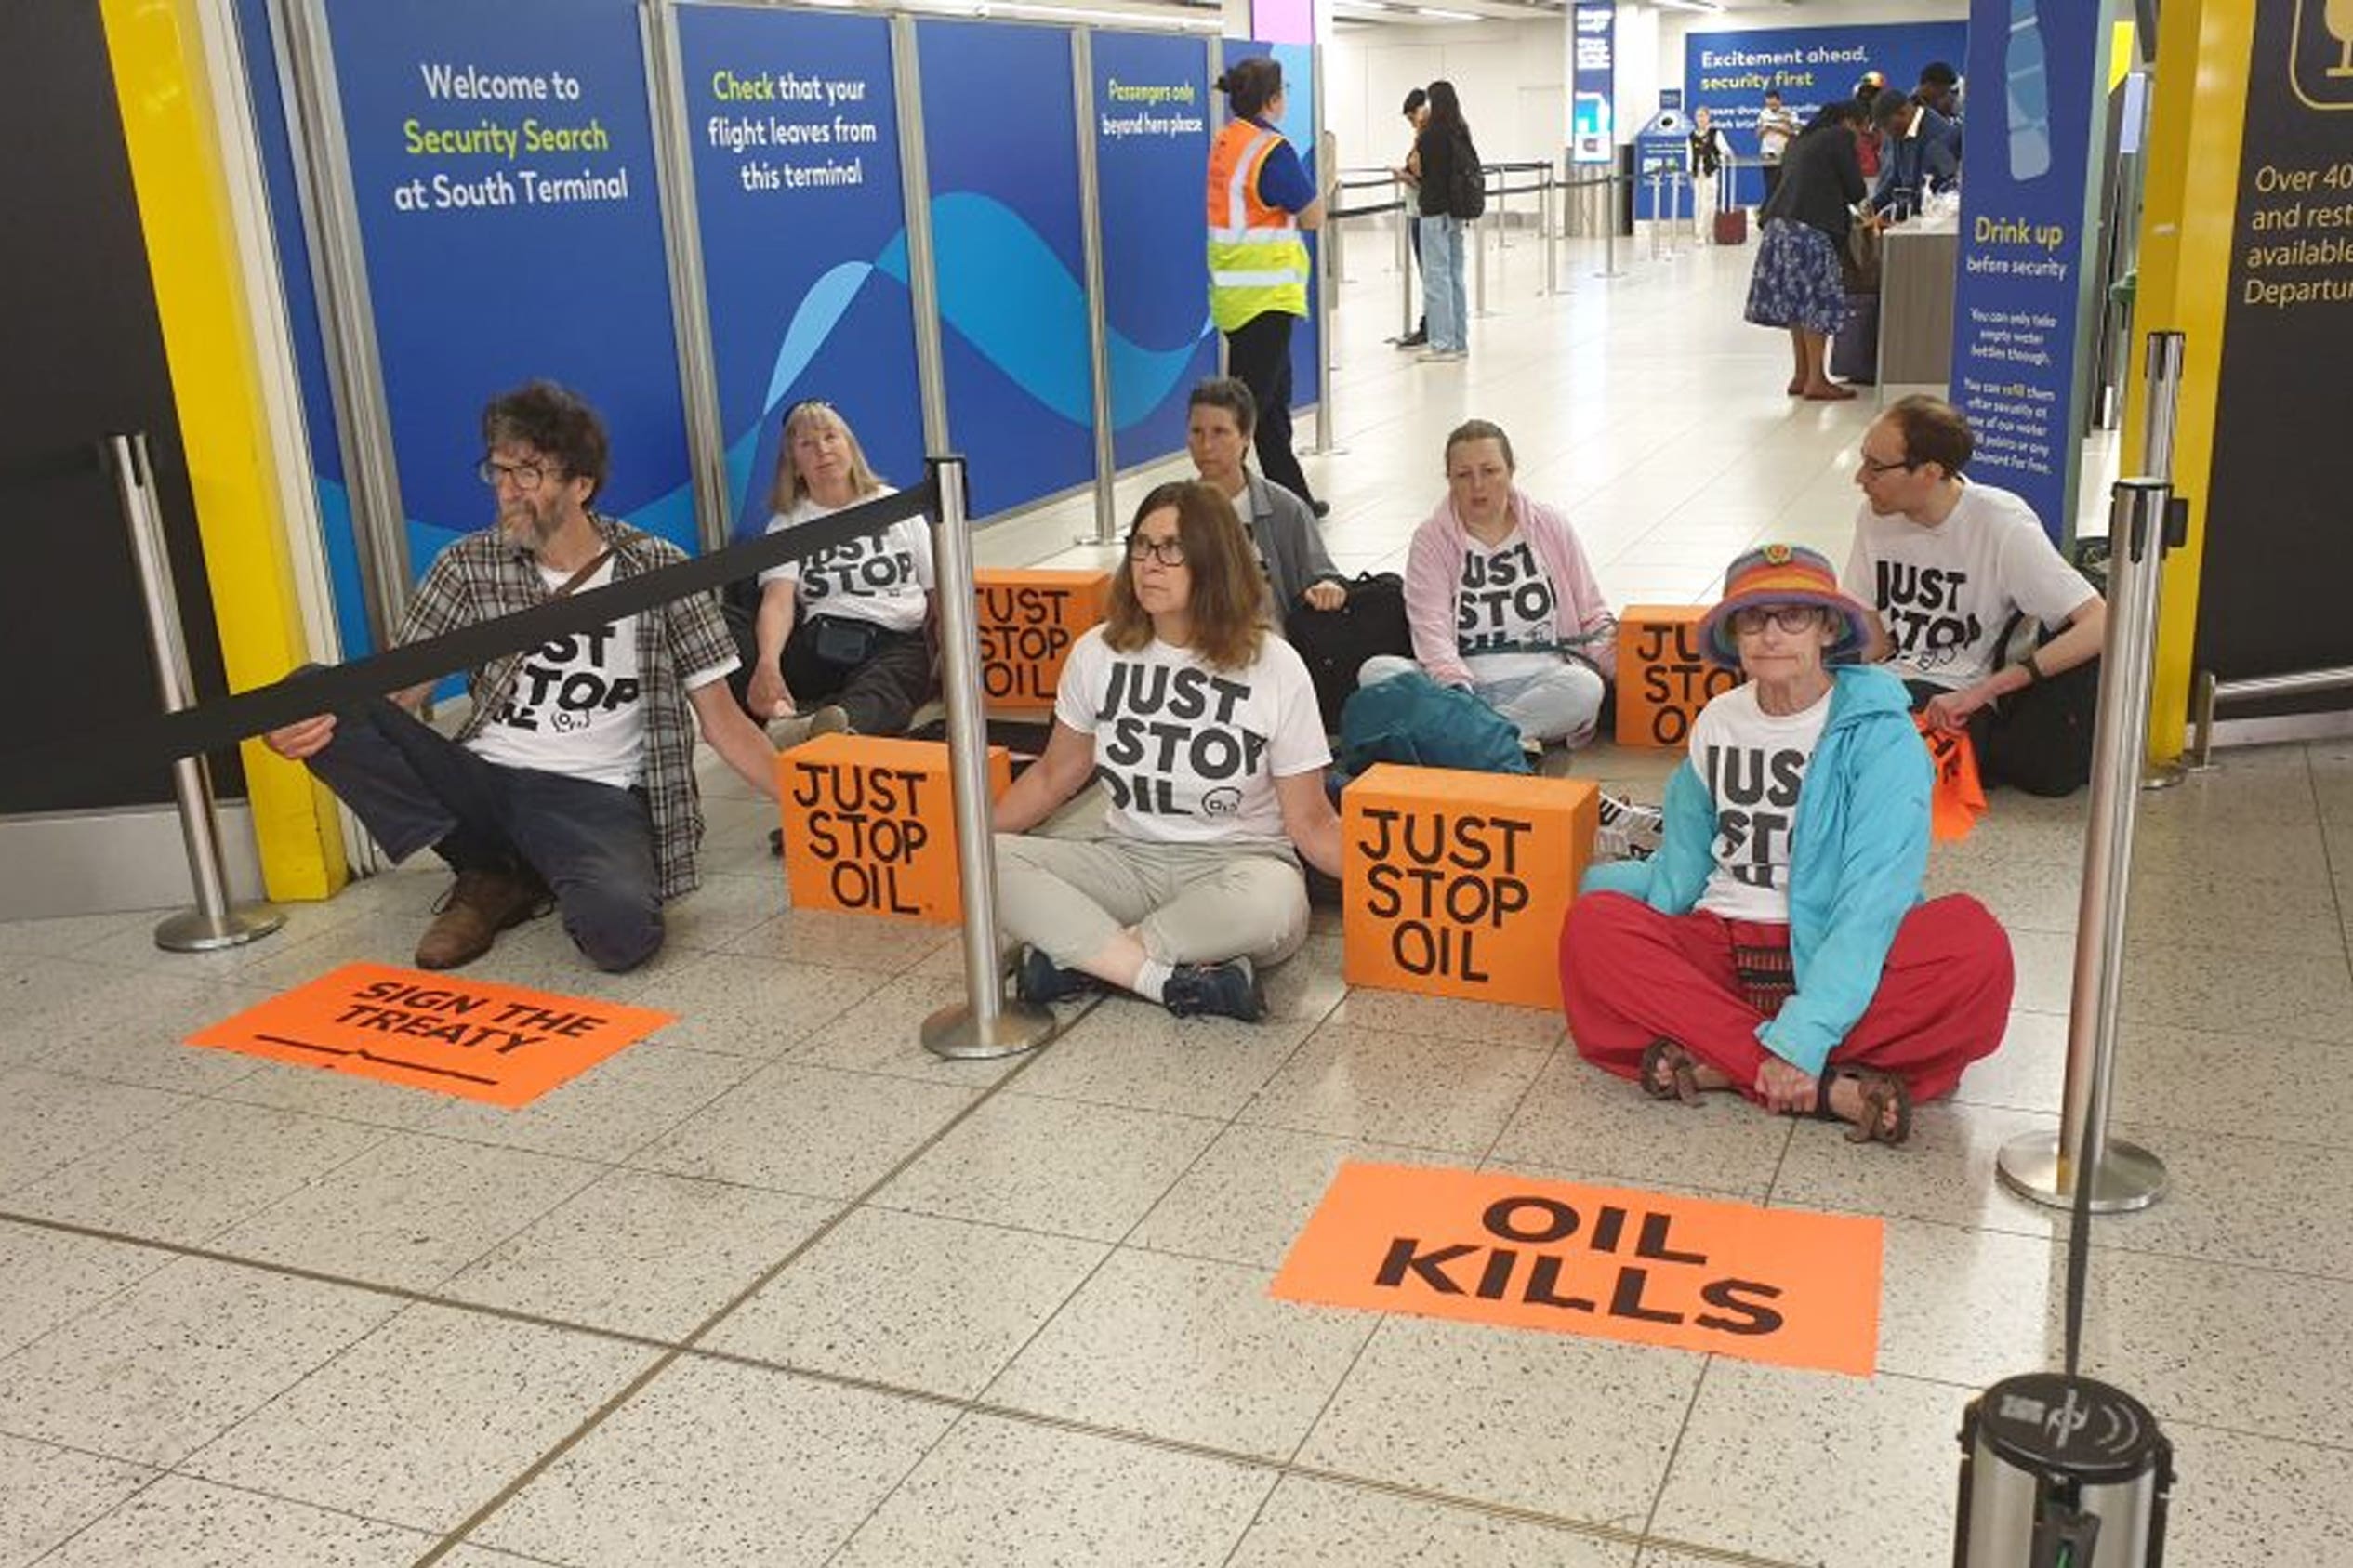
top-left (403, 515), bottom-right (738, 901)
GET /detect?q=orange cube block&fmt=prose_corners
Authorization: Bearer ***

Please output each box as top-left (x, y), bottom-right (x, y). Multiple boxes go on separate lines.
top-left (1614, 603), bottom-right (1740, 749)
top-left (973, 569), bottom-right (1113, 711)
top-left (776, 735), bottom-right (1011, 923)
top-left (1342, 764), bottom-right (1599, 1009)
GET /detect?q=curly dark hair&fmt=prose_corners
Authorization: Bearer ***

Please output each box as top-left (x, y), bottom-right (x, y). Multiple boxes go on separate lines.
top-left (481, 381), bottom-right (610, 503)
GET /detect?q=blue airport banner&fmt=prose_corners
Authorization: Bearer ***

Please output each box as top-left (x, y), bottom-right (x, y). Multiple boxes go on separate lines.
top-left (910, 20), bottom-right (1092, 520)
top-left (675, 5), bottom-right (923, 539)
top-left (1683, 21), bottom-right (1967, 207)
top-left (1221, 38), bottom-right (1320, 416)
top-left (1570, 3), bottom-right (1615, 166)
top-left (234, 0), bottom-right (375, 655)
top-left (322, 0), bottom-right (696, 572)
top-left (1091, 32), bottom-right (1218, 471)
top-left (1949, 1), bottom-right (2110, 541)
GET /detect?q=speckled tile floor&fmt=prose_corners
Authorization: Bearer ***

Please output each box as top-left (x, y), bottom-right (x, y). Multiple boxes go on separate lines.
top-left (6, 244), bottom-right (2346, 1567)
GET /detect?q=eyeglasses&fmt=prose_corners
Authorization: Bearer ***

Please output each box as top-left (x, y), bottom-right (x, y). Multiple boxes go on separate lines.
top-left (1857, 454), bottom-right (1920, 478)
top-left (1729, 605), bottom-right (1822, 636)
top-left (478, 457), bottom-right (557, 493)
top-left (1127, 534), bottom-right (1188, 567)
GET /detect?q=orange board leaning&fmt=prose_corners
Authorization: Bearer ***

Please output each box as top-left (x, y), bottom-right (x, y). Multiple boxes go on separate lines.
top-left (1272, 1161), bottom-right (1884, 1377)
top-left (185, 962), bottom-right (676, 1108)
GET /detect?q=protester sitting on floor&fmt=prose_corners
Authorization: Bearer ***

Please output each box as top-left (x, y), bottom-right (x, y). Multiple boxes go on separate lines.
top-left (1185, 378), bottom-right (1346, 618)
top-left (263, 381), bottom-right (777, 973)
top-left (747, 400), bottom-right (937, 748)
top-left (1357, 418), bottom-right (1617, 751)
top-left (1558, 543), bottom-right (2014, 1146)
top-left (1845, 395), bottom-right (2105, 796)
top-left (991, 481), bottom-right (1342, 1023)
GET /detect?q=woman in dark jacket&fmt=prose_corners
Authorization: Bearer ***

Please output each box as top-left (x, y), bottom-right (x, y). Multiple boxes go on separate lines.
top-left (1743, 99), bottom-right (1869, 401)
top-left (1411, 80), bottom-right (1478, 362)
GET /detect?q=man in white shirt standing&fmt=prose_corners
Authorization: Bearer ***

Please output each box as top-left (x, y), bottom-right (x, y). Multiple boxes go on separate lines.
top-left (1755, 88), bottom-right (1800, 205)
top-left (1844, 395), bottom-right (2107, 795)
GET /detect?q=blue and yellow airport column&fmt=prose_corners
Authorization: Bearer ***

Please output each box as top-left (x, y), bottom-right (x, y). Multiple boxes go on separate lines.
top-left (99, 0), bottom-right (345, 898)
top-left (2122, 0), bottom-right (2255, 763)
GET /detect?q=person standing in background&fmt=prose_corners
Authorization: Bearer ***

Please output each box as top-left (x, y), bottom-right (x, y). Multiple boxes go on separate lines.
top-left (1688, 105), bottom-right (1732, 244)
top-left (1853, 71), bottom-right (1886, 182)
top-left (1393, 87), bottom-right (1430, 349)
top-left (1755, 88), bottom-right (1801, 204)
top-left (1207, 56), bottom-right (1329, 518)
top-left (1912, 61), bottom-right (1964, 166)
top-left (1411, 79), bottom-right (1479, 363)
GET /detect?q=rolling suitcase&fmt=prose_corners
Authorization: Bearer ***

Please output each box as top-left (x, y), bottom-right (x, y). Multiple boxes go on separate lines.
top-left (1712, 159), bottom-right (1747, 244)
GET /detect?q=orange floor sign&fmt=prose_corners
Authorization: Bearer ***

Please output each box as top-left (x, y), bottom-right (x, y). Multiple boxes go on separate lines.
top-left (185, 963), bottom-right (675, 1108)
top-left (1615, 604), bottom-right (1741, 749)
top-left (1272, 1162), bottom-right (1884, 1377)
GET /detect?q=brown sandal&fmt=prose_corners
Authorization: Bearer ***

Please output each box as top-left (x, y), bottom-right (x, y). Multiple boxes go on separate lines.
top-left (1835, 1068), bottom-right (1912, 1146)
top-left (1640, 1040), bottom-right (1704, 1105)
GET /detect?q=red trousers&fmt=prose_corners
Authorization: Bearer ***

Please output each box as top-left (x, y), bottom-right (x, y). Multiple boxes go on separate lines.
top-left (1559, 892), bottom-right (2013, 1105)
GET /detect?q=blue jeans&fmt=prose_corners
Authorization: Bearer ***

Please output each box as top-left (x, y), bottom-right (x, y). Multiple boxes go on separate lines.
top-left (1418, 215), bottom-right (1467, 351)
top-left (305, 697), bottom-right (665, 971)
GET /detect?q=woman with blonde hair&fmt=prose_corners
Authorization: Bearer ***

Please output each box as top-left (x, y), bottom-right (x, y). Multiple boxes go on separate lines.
top-left (991, 481), bottom-right (1342, 1022)
top-left (747, 400), bottom-right (936, 745)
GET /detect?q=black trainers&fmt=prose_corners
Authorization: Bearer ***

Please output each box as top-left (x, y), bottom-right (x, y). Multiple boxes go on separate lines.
top-left (1160, 957), bottom-right (1265, 1022)
top-left (1014, 945), bottom-right (1098, 1006)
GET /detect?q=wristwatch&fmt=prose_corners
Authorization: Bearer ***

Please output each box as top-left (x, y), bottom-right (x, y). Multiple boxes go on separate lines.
top-left (2019, 651), bottom-right (2045, 686)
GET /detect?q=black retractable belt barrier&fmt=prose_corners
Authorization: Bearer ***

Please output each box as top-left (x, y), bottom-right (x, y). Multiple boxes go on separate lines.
top-left (4, 477), bottom-right (940, 796)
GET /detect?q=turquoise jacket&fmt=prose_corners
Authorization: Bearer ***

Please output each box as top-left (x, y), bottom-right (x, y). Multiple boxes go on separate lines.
top-left (1580, 665), bottom-right (1931, 1077)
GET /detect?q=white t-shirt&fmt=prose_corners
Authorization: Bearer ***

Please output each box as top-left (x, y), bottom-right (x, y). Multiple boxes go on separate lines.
top-left (1844, 483), bottom-right (2097, 692)
top-left (1691, 682), bottom-right (1832, 925)
top-left (759, 487), bottom-right (932, 634)
top-left (467, 560), bottom-right (734, 791)
top-left (1457, 528), bottom-right (1559, 681)
top-left (1054, 626), bottom-right (1330, 847)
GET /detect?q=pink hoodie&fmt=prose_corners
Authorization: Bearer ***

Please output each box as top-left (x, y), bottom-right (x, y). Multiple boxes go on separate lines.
top-left (1401, 488), bottom-right (1619, 689)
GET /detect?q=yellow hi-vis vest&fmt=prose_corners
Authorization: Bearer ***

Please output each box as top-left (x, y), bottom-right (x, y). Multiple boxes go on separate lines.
top-left (1206, 117), bottom-right (1310, 333)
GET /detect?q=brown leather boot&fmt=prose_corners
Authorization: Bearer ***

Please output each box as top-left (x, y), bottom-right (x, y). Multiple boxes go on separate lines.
top-left (415, 866), bottom-right (549, 970)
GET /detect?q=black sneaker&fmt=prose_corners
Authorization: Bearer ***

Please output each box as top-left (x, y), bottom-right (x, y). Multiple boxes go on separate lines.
top-left (1015, 945), bottom-right (1098, 1006)
top-left (1395, 329), bottom-right (1428, 349)
top-left (1160, 957), bottom-right (1265, 1022)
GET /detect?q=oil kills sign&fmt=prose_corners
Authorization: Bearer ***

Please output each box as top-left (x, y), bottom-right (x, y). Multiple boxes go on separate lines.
top-left (1273, 1163), bottom-right (1884, 1376)
top-left (777, 734), bottom-right (1011, 922)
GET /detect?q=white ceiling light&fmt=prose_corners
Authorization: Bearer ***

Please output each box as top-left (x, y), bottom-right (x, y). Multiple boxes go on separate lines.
top-left (1416, 6), bottom-right (1482, 17)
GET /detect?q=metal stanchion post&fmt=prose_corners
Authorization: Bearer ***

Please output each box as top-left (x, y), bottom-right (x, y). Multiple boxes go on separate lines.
top-left (1994, 474), bottom-right (2176, 1213)
top-left (2136, 330), bottom-right (2190, 789)
top-left (1070, 33), bottom-right (1118, 548)
top-left (1394, 177), bottom-right (1414, 339)
top-left (110, 433), bottom-right (284, 953)
top-left (1646, 172), bottom-right (1661, 259)
top-left (1599, 175), bottom-right (1623, 278)
top-left (921, 456), bottom-right (1058, 1061)
top-left (1541, 174), bottom-right (1559, 296)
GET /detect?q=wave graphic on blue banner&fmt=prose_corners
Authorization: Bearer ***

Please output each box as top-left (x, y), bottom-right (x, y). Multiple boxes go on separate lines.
top-left (866, 193), bottom-right (1210, 428)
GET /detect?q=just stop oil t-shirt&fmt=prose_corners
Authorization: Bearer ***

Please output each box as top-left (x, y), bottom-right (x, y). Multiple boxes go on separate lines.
top-left (1054, 626), bottom-right (1330, 848)
top-left (467, 558), bottom-right (734, 791)
top-left (1690, 682), bottom-right (1832, 925)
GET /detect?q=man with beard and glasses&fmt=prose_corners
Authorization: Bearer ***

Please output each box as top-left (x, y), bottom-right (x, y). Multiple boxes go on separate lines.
top-left (264, 381), bottom-right (778, 972)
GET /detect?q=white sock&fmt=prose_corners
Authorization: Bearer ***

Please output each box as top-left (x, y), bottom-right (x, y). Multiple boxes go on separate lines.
top-left (1132, 958), bottom-right (1173, 1003)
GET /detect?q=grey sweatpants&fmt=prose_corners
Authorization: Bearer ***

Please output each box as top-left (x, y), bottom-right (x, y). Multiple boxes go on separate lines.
top-left (993, 833), bottom-right (1310, 970)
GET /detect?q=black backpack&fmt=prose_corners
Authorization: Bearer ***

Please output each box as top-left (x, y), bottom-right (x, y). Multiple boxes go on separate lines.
top-left (1983, 539), bottom-right (2106, 797)
top-left (1283, 573), bottom-right (1414, 733)
top-left (1450, 128), bottom-right (1487, 219)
